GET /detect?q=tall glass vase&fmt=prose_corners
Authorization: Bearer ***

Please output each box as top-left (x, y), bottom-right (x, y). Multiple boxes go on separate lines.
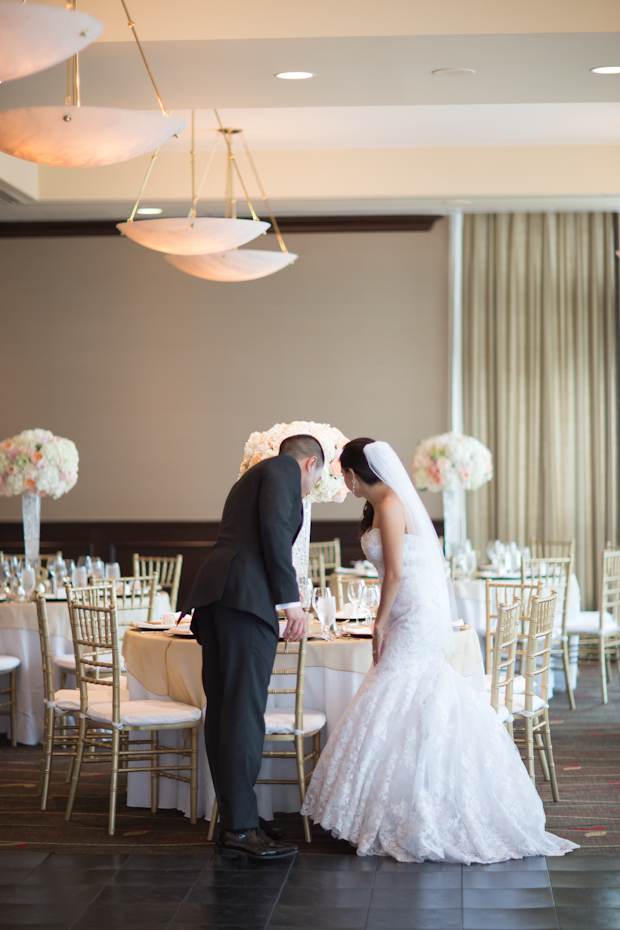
top-left (22, 492), bottom-right (41, 567)
top-left (292, 501), bottom-right (312, 582)
top-left (442, 488), bottom-right (466, 558)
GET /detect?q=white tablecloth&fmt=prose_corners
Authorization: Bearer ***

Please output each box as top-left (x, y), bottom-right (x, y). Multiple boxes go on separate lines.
top-left (0, 593), bottom-right (171, 745)
top-left (125, 627), bottom-right (484, 821)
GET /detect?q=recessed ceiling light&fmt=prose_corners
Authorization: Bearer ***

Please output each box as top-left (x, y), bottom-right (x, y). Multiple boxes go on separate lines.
top-left (432, 68), bottom-right (476, 77)
top-left (590, 66), bottom-right (620, 74)
top-left (136, 207), bottom-right (162, 215)
top-left (275, 71), bottom-right (314, 80)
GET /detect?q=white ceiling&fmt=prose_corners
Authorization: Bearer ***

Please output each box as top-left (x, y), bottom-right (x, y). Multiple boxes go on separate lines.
top-left (159, 103), bottom-right (620, 151)
top-left (1, 1), bottom-right (620, 215)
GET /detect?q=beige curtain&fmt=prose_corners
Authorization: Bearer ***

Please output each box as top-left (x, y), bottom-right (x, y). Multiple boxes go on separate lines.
top-left (463, 213), bottom-right (618, 608)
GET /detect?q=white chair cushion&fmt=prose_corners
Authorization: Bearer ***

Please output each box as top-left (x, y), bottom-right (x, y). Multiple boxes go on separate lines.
top-left (480, 692), bottom-right (512, 724)
top-left (512, 694), bottom-right (548, 717)
top-left (54, 686), bottom-right (130, 714)
top-left (87, 699), bottom-right (202, 728)
top-left (0, 655), bottom-right (20, 672)
top-left (53, 652), bottom-right (126, 672)
top-left (566, 611), bottom-right (620, 636)
top-left (484, 673), bottom-right (526, 694)
top-left (264, 708), bottom-right (327, 735)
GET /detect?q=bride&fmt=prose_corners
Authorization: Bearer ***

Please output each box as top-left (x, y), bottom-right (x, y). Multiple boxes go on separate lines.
top-left (301, 438), bottom-right (577, 863)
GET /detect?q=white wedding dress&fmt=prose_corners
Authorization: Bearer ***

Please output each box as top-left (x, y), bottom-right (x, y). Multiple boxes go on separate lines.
top-left (301, 528), bottom-right (578, 863)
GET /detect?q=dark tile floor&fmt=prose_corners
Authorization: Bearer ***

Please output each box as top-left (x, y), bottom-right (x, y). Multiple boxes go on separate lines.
top-left (1, 850), bottom-right (619, 930)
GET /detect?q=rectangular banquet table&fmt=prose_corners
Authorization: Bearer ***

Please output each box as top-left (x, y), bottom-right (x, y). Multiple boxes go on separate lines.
top-left (122, 625), bottom-right (484, 821)
top-left (0, 593), bottom-right (171, 745)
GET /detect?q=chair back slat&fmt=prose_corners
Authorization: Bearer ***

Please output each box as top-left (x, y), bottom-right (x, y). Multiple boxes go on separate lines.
top-left (66, 586), bottom-right (121, 724)
top-left (308, 539), bottom-right (341, 573)
top-left (309, 552), bottom-right (326, 587)
top-left (133, 554), bottom-right (183, 611)
top-left (270, 638), bottom-right (308, 735)
top-left (601, 549), bottom-right (620, 628)
top-left (34, 594), bottom-right (56, 705)
top-left (489, 599), bottom-right (521, 719)
top-left (485, 581), bottom-right (541, 670)
top-left (523, 591), bottom-right (557, 708)
top-left (521, 555), bottom-right (572, 636)
top-left (530, 539), bottom-right (575, 561)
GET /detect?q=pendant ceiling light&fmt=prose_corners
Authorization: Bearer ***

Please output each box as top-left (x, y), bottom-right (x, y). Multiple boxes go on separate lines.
top-left (0, 1), bottom-right (103, 83)
top-left (165, 249), bottom-right (297, 282)
top-left (117, 111), bottom-right (270, 254)
top-left (0, 1), bottom-right (185, 167)
top-left (142, 110), bottom-right (296, 282)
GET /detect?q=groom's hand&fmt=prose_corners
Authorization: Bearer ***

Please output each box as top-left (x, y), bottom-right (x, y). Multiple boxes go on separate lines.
top-left (283, 606), bottom-right (308, 642)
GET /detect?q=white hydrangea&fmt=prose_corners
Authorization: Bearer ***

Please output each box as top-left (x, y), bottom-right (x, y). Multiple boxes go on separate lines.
top-left (240, 421), bottom-right (349, 504)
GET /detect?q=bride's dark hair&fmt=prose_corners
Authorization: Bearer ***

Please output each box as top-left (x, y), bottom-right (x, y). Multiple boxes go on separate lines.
top-left (340, 438), bottom-right (381, 536)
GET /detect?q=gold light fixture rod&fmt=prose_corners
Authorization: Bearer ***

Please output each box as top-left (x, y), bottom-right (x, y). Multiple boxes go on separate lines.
top-left (127, 147), bottom-right (160, 222)
top-left (241, 133), bottom-right (287, 253)
top-left (120, 0), bottom-right (167, 116)
top-left (214, 109), bottom-right (259, 221)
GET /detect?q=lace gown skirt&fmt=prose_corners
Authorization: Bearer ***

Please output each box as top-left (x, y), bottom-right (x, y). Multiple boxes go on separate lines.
top-left (301, 529), bottom-right (577, 864)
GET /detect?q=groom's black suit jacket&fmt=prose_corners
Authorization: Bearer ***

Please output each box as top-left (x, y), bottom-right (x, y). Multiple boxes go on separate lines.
top-left (184, 454), bottom-right (304, 634)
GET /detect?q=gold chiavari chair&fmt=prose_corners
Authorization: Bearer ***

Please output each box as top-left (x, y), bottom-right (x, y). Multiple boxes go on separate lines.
top-left (482, 599), bottom-right (521, 735)
top-left (530, 539), bottom-right (575, 561)
top-left (207, 636), bottom-right (327, 844)
top-left (309, 551), bottom-right (326, 588)
top-left (566, 548), bottom-right (620, 704)
top-left (522, 554), bottom-right (575, 710)
top-left (133, 554), bottom-right (183, 612)
top-left (54, 575), bottom-right (157, 687)
top-left (35, 593), bottom-right (129, 809)
top-left (512, 591), bottom-right (560, 800)
top-left (0, 655), bottom-right (19, 747)
top-left (64, 586), bottom-right (201, 835)
top-left (309, 539), bottom-right (342, 575)
top-left (484, 581), bottom-right (542, 674)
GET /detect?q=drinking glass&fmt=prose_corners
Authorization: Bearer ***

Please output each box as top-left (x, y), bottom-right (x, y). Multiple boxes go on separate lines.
top-left (316, 594), bottom-right (336, 640)
top-left (77, 555), bottom-right (92, 574)
top-left (347, 579), bottom-right (366, 622)
top-left (0, 562), bottom-right (9, 588)
top-left (105, 562), bottom-right (121, 580)
top-left (73, 566), bottom-right (88, 587)
top-left (91, 558), bottom-right (104, 579)
top-left (22, 564), bottom-right (36, 598)
top-left (361, 584), bottom-right (380, 625)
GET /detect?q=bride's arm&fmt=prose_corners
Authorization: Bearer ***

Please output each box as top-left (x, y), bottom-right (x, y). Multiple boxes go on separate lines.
top-left (373, 498), bottom-right (406, 664)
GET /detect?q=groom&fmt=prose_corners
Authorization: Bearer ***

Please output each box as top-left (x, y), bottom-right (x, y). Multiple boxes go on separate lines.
top-left (184, 434), bottom-right (324, 858)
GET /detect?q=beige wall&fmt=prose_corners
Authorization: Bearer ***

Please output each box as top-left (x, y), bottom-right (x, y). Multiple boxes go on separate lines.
top-left (0, 223), bottom-right (449, 523)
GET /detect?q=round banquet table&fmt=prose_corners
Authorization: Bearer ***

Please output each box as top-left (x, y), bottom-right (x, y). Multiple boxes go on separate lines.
top-left (0, 592), bottom-right (171, 745)
top-left (122, 625), bottom-right (484, 821)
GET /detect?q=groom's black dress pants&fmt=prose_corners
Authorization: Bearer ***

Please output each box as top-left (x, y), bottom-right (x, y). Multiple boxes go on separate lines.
top-left (193, 603), bottom-right (278, 832)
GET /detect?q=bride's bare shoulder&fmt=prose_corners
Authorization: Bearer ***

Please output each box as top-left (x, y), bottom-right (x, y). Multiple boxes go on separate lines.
top-left (376, 491), bottom-right (406, 529)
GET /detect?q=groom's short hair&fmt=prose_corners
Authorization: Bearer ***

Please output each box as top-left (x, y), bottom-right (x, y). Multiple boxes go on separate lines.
top-left (279, 434), bottom-right (324, 469)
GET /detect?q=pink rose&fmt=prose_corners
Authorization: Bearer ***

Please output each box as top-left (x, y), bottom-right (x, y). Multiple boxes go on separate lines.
top-left (329, 458), bottom-right (342, 478)
top-left (331, 485), bottom-right (348, 503)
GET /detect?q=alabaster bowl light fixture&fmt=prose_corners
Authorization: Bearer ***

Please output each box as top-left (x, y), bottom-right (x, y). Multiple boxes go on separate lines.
top-left (117, 111), bottom-right (270, 254)
top-left (166, 249), bottom-right (297, 282)
top-left (161, 112), bottom-right (297, 283)
top-left (0, 0), bottom-right (103, 82)
top-left (0, 1), bottom-right (185, 167)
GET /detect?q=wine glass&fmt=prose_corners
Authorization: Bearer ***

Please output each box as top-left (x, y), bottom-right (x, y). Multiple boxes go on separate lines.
top-left (361, 584), bottom-right (380, 625)
top-left (91, 558), bottom-right (104, 579)
top-left (347, 579), bottom-right (366, 622)
top-left (316, 593), bottom-right (336, 640)
top-left (105, 562), bottom-right (121, 580)
top-left (22, 563), bottom-right (36, 598)
top-left (78, 555), bottom-right (92, 575)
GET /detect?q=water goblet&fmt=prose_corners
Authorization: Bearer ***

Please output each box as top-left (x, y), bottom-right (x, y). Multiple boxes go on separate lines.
top-left (105, 562), bottom-right (121, 580)
top-left (77, 555), bottom-right (92, 575)
top-left (22, 563), bottom-right (36, 598)
top-left (316, 595), bottom-right (336, 641)
top-left (361, 584), bottom-right (380, 625)
top-left (91, 557), bottom-right (105, 579)
top-left (298, 575), bottom-right (313, 611)
top-left (347, 579), bottom-right (366, 623)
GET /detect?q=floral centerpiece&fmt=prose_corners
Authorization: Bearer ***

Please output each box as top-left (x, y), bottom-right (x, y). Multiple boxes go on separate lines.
top-left (412, 431), bottom-right (492, 557)
top-left (240, 421), bottom-right (349, 578)
top-left (0, 429), bottom-right (79, 564)
top-left (412, 431), bottom-right (492, 493)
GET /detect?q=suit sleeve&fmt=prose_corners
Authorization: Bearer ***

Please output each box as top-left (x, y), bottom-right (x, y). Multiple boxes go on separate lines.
top-left (259, 459), bottom-right (302, 606)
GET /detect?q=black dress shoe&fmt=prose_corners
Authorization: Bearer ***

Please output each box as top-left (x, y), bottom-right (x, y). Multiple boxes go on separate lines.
top-left (216, 828), bottom-right (297, 859)
top-left (259, 816), bottom-right (286, 840)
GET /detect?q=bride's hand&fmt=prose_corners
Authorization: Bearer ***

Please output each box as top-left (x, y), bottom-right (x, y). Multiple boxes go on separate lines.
top-left (372, 624), bottom-right (385, 665)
